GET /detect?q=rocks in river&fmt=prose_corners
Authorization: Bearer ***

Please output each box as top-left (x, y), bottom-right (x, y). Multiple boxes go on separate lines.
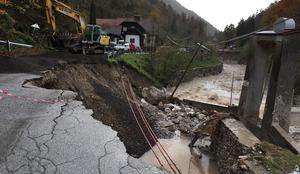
top-left (208, 94), bottom-right (219, 101)
top-left (142, 86), bottom-right (170, 104)
top-left (164, 103), bottom-right (181, 111)
top-left (157, 102), bottom-right (211, 135)
top-left (171, 118), bottom-right (180, 124)
top-left (140, 100), bottom-right (174, 138)
top-left (140, 90), bottom-right (214, 136)
top-left (164, 107), bottom-right (171, 113)
top-left (197, 113), bottom-right (206, 120)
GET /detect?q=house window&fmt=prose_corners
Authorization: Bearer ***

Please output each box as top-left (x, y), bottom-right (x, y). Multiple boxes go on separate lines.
top-left (130, 38), bottom-right (135, 43)
top-left (123, 27), bottom-right (127, 32)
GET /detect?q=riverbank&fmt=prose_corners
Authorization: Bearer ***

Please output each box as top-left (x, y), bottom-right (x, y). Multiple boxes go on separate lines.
top-left (109, 50), bottom-right (223, 87)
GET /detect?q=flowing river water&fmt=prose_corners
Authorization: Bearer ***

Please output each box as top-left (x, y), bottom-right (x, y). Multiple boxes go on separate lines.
top-left (173, 64), bottom-right (247, 106)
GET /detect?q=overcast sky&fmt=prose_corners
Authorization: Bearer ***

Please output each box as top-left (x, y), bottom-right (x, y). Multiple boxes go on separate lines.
top-left (176, 0), bottom-right (275, 31)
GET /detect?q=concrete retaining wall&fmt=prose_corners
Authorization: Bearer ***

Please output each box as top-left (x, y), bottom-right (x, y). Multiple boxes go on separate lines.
top-left (210, 118), bottom-right (261, 173)
top-left (169, 63), bottom-right (223, 85)
top-left (183, 99), bottom-right (237, 114)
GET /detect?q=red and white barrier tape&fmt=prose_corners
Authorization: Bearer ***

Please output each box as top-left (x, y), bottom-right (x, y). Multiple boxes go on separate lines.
top-left (0, 88), bottom-right (64, 104)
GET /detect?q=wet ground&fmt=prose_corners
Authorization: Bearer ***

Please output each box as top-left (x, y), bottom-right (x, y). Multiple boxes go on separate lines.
top-left (173, 64), bottom-right (246, 106)
top-left (141, 131), bottom-right (219, 174)
top-left (0, 73), bottom-right (167, 174)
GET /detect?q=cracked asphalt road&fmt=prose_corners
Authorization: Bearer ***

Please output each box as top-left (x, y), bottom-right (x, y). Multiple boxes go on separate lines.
top-left (0, 73), bottom-right (169, 174)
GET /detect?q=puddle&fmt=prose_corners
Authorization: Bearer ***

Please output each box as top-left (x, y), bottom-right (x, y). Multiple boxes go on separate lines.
top-left (141, 131), bottom-right (219, 174)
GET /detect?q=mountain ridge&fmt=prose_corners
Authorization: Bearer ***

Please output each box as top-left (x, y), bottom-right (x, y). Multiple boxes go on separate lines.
top-left (159, 0), bottom-right (218, 36)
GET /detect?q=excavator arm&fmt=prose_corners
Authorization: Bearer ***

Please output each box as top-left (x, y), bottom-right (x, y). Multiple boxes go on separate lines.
top-left (45, 0), bottom-right (86, 36)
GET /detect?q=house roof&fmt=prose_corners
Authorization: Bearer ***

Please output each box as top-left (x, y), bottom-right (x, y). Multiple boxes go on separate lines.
top-left (105, 25), bottom-right (122, 35)
top-left (96, 17), bottom-right (158, 35)
top-left (96, 18), bottom-right (126, 28)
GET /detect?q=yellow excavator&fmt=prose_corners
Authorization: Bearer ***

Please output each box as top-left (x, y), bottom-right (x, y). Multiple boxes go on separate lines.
top-left (45, 0), bottom-right (110, 54)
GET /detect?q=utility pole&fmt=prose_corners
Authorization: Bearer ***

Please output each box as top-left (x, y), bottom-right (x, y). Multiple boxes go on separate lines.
top-left (170, 43), bottom-right (202, 98)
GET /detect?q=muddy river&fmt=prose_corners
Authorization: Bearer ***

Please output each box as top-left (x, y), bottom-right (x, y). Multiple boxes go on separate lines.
top-left (141, 131), bottom-right (219, 174)
top-left (172, 64), bottom-right (246, 106)
top-left (142, 64), bottom-right (252, 173)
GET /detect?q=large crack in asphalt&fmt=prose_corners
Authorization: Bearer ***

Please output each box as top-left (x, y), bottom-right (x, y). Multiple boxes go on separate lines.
top-left (3, 89), bottom-right (80, 174)
top-left (97, 136), bottom-right (118, 174)
top-left (119, 156), bottom-right (141, 174)
top-left (32, 64), bottom-right (155, 157)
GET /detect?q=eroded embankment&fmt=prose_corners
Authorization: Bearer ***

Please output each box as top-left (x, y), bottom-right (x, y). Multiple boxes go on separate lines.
top-left (32, 63), bottom-right (154, 157)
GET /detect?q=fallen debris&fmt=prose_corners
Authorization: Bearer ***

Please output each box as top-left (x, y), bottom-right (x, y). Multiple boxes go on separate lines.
top-left (142, 87), bottom-right (170, 105)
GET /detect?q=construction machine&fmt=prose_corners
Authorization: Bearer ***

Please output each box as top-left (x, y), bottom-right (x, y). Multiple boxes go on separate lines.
top-left (44, 0), bottom-right (110, 54)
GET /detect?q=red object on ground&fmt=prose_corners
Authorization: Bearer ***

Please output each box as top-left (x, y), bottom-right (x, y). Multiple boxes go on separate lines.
top-left (121, 76), bottom-right (182, 174)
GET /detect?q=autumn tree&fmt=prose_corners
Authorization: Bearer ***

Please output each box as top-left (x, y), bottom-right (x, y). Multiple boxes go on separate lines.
top-left (262, 0), bottom-right (300, 29)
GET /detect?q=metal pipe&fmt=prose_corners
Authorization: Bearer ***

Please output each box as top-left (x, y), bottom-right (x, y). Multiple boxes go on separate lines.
top-left (230, 73), bottom-right (234, 106)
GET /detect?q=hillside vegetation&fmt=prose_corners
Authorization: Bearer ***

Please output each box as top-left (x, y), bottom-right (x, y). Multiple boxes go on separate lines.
top-left (66, 0), bottom-right (215, 42)
top-left (111, 48), bottom-right (222, 86)
top-left (0, 0), bottom-right (216, 47)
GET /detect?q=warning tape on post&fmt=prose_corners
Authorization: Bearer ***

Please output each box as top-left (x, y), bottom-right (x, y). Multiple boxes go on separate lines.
top-left (0, 88), bottom-right (64, 104)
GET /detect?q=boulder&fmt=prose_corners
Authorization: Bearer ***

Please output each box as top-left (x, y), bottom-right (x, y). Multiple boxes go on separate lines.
top-left (197, 113), bottom-right (206, 120)
top-left (142, 87), bottom-right (170, 104)
top-left (164, 107), bottom-right (171, 113)
top-left (208, 94), bottom-right (219, 101)
top-left (171, 118), bottom-right (180, 124)
top-left (164, 103), bottom-right (182, 111)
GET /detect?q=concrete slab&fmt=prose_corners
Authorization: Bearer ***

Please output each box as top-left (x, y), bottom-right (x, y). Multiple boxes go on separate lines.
top-left (0, 73), bottom-right (168, 174)
top-left (223, 118), bottom-right (261, 147)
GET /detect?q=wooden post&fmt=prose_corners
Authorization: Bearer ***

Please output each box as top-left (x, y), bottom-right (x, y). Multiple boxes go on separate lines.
top-left (7, 40), bottom-right (11, 52)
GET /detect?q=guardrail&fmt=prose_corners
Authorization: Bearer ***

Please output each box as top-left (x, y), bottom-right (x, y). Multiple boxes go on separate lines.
top-left (0, 40), bottom-right (33, 52)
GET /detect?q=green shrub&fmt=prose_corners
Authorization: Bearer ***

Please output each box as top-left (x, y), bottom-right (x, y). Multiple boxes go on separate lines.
top-left (0, 12), bottom-right (15, 31)
top-left (114, 48), bottom-right (222, 87)
top-left (149, 47), bottom-right (188, 85)
top-left (116, 53), bottom-right (161, 86)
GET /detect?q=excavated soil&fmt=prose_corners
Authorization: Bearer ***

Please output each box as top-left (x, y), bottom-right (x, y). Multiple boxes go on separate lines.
top-left (32, 63), bottom-right (154, 157)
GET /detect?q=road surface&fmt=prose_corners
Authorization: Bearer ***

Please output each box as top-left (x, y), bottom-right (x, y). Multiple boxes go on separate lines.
top-left (0, 73), bottom-right (168, 174)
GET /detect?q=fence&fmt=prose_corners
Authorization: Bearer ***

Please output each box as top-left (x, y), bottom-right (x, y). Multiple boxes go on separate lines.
top-left (0, 40), bottom-right (33, 52)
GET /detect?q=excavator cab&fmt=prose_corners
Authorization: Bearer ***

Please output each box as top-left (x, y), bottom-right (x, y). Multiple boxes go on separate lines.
top-left (84, 25), bottom-right (109, 45)
top-left (69, 25), bottom-right (110, 54)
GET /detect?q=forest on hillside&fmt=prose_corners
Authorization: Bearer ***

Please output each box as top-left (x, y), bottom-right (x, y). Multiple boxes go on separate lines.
top-left (0, 0), bottom-right (212, 46)
top-left (220, 0), bottom-right (300, 95)
top-left (222, 0), bottom-right (300, 41)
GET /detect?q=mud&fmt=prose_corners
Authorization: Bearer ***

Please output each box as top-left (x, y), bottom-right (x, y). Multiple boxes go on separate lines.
top-left (141, 131), bottom-right (219, 174)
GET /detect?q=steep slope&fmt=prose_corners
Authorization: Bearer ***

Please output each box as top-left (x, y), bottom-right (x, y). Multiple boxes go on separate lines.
top-left (67, 0), bottom-right (217, 40)
top-left (159, 0), bottom-right (218, 36)
top-left (0, 0), bottom-right (218, 44)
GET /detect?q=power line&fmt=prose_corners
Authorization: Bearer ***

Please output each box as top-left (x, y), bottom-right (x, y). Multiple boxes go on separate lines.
top-left (219, 10), bottom-right (300, 44)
